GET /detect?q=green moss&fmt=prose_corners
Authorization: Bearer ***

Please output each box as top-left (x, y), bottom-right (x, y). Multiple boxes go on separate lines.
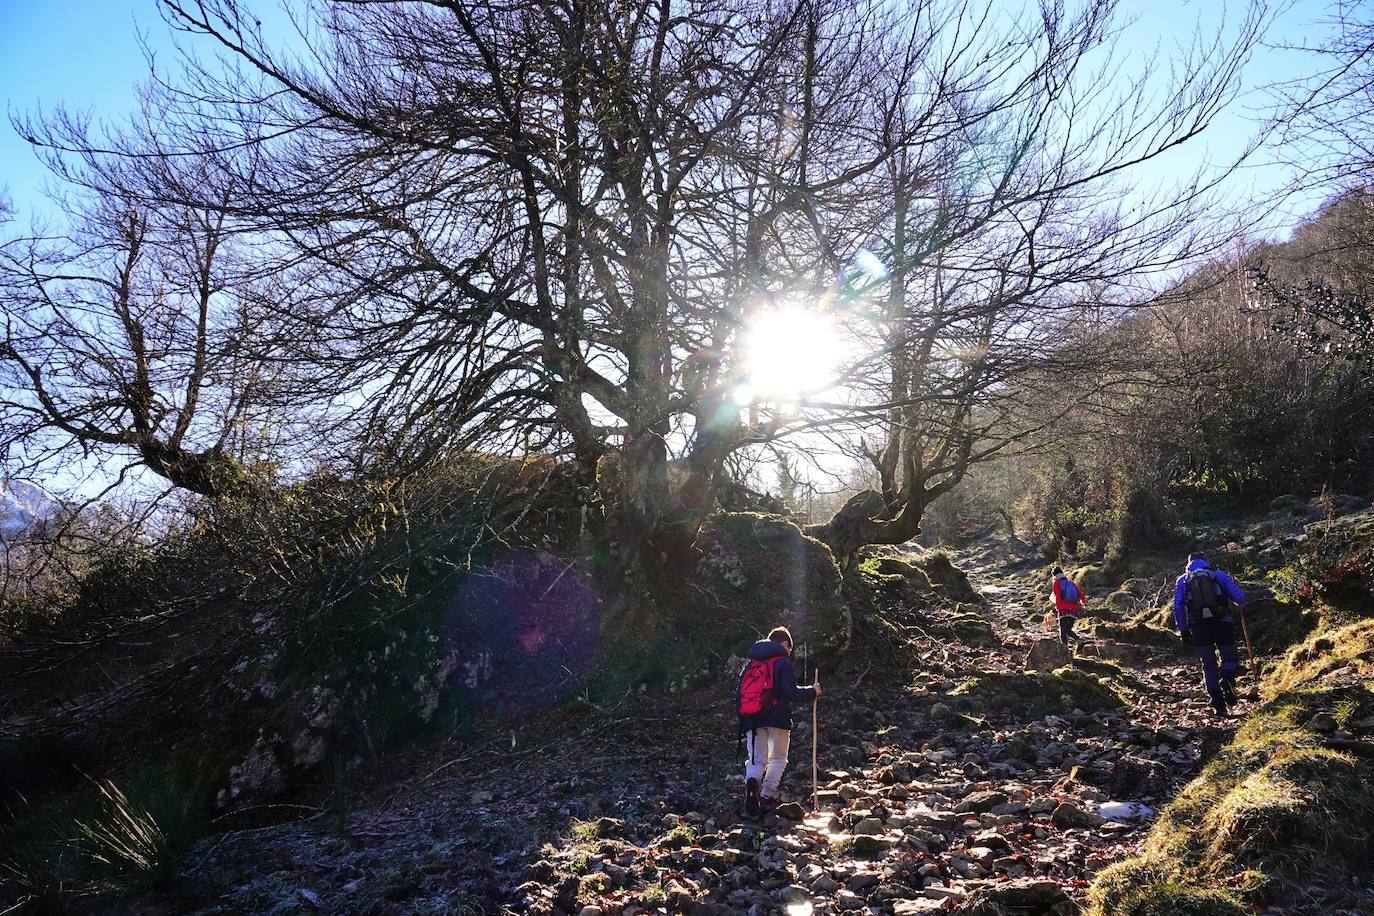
top-left (1087, 685), bottom-right (1374, 914)
top-left (638, 884), bottom-right (668, 906)
top-left (660, 823), bottom-right (697, 849)
top-left (1090, 862), bottom-right (1247, 916)
top-left (849, 553), bottom-right (936, 602)
top-left (1103, 589), bottom-right (1137, 613)
top-left (578, 872), bottom-right (612, 902)
top-left (946, 667), bottom-right (1126, 717)
top-left (1072, 564), bottom-right (1108, 591)
top-left (1046, 666), bottom-right (1129, 710)
top-left (855, 556), bottom-right (884, 577)
top-left (569, 819), bottom-right (600, 845)
top-left (1070, 656), bottom-right (1127, 678)
top-left (1265, 619), bottom-right (1374, 696)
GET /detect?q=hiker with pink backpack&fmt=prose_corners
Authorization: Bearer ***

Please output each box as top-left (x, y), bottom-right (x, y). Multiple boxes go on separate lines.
top-left (736, 626), bottom-right (821, 816)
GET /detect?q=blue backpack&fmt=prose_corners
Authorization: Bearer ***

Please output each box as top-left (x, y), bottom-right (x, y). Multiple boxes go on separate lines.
top-left (1059, 578), bottom-right (1079, 603)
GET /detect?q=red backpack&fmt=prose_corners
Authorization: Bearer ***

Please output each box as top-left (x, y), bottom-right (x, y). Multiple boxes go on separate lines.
top-left (738, 657), bottom-right (782, 718)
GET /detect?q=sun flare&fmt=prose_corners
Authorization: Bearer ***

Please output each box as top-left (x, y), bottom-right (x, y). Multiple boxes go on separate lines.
top-left (740, 306), bottom-right (843, 402)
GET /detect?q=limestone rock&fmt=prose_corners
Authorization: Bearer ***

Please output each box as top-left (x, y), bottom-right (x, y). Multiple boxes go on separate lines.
top-left (955, 790), bottom-right (1009, 813)
top-left (1050, 801), bottom-right (1104, 828)
top-left (850, 834), bottom-right (895, 856)
top-left (983, 877), bottom-right (1069, 907)
top-left (1024, 638), bottom-right (1072, 672)
top-left (1305, 712), bottom-right (1337, 733)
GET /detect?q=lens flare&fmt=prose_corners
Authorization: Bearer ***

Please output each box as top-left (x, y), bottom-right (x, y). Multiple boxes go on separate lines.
top-left (742, 305), bottom-right (842, 400)
top-left (854, 248), bottom-right (889, 281)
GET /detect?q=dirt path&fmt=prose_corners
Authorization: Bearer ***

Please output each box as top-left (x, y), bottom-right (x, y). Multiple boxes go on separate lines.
top-left (176, 553), bottom-right (1242, 916)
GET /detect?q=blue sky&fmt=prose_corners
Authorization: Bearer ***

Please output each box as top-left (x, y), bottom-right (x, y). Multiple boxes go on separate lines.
top-left (0, 0), bottom-right (1341, 231)
top-left (1, 0), bottom-right (171, 217)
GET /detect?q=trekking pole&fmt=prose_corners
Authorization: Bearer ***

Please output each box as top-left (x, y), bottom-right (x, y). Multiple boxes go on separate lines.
top-left (811, 670), bottom-right (820, 813)
top-left (1239, 606), bottom-right (1256, 670)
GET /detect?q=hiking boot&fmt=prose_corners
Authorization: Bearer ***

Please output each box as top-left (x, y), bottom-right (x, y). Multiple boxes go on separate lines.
top-left (758, 795), bottom-right (780, 813)
top-left (1220, 677), bottom-right (1238, 707)
top-left (1209, 690), bottom-right (1229, 718)
top-left (745, 777), bottom-right (760, 817)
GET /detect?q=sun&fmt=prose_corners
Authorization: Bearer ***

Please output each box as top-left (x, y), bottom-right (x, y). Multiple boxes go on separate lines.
top-left (738, 305), bottom-right (843, 402)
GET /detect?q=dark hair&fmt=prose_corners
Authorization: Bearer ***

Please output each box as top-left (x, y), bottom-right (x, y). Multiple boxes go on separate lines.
top-left (767, 626), bottom-right (793, 645)
top-left (1050, 566), bottom-right (1063, 576)
top-left (1188, 552), bottom-right (1208, 564)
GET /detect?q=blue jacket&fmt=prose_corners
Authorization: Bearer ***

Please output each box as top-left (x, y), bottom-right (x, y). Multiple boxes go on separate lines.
top-left (738, 639), bottom-right (816, 731)
top-left (1172, 559), bottom-right (1245, 631)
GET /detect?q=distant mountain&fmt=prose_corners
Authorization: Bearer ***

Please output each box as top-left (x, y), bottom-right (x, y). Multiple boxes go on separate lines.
top-left (0, 480), bottom-right (59, 538)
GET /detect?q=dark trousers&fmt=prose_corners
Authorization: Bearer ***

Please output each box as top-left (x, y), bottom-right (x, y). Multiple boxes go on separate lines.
top-left (1193, 617), bottom-right (1240, 693)
top-left (1058, 615), bottom-right (1078, 645)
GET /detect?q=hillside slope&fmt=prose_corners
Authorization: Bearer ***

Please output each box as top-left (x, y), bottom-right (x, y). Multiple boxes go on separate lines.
top-left (3, 497), bottom-right (1372, 915)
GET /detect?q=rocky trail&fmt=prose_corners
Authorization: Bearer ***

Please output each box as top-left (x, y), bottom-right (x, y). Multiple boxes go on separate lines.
top-left (166, 545), bottom-right (1263, 916)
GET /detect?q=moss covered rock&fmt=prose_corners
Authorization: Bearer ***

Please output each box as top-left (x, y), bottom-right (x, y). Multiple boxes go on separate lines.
top-left (1072, 563), bottom-right (1110, 592)
top-left (946, 666), bottom-right (1127, 719)
top-left (1103, 589), bottom-right (1138, 614)
top-left (919, 551), bottom-right (983, 604)
top-left (1088, 684), bottom-right (1374, 914)
top-left (1266, 619), bottom-right (1374, 696)
top-left (592, 512), bottom-right (848, 698)
top-left (697, 512), bottom-right (848, 652)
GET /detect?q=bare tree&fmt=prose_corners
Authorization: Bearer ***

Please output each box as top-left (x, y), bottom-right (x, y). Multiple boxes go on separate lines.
top-left (1247, 191), bottom-right (1374, 365)
top-left (800, 0), bottom-right (1264, 560)
top-left (1267, 0), bottom-right (1374, 192)
top-left (1255, 0), bottom-right (1374, 369)
top-left (8, 0), bottom-right (1264, 581)
top-left (0, 183), bottom-right (291, 496)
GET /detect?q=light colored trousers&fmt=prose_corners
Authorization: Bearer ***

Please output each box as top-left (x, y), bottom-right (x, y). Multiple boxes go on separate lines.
top-left (744, 726), bottom-right (791, 797)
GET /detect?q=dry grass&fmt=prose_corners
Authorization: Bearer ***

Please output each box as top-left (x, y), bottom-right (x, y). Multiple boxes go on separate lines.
top-left (1265, 619), bottom-right (1374, 696)
top-left (1088, 685), bottom-right (1374, 914)
top-left (75, 778), bottom-right (172, 877)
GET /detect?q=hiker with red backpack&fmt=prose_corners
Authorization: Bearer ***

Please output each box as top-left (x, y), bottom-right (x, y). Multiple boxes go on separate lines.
top-left (1050, 566), bottom-right (1087, 646)
top-left (1173, 552), bottom-right (1246, 717)
top-left (737, 626), bottom-right (821, 816)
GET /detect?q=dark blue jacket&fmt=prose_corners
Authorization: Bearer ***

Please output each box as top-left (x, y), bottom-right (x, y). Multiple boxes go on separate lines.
top-left (738, 639), bottom-right (816, 731)
top-left (1173, 559), bottom-right (1245, 631)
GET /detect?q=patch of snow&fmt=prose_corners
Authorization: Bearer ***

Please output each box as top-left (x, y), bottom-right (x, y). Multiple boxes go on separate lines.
top-left (1097, 801), bottom-right (1154, 821)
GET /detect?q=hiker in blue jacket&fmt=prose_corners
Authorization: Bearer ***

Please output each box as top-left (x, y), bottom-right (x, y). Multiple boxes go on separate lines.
top-left (737, 626), bottom-right (820, 816)
top-left (1172, 552), bottom-right (1246, 717)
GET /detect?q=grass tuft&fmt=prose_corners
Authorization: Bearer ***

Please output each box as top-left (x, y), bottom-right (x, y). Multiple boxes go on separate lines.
top-left (569, 818), bottom-right (600, 845)
top-left (75, 778), bottom-right (173, 878)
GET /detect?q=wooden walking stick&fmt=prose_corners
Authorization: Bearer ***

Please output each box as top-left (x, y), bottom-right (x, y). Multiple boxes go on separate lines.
top-left (1239, 605), bottom-right (1256, 669)
top-left (811, 670), bottom-right (820, 813)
